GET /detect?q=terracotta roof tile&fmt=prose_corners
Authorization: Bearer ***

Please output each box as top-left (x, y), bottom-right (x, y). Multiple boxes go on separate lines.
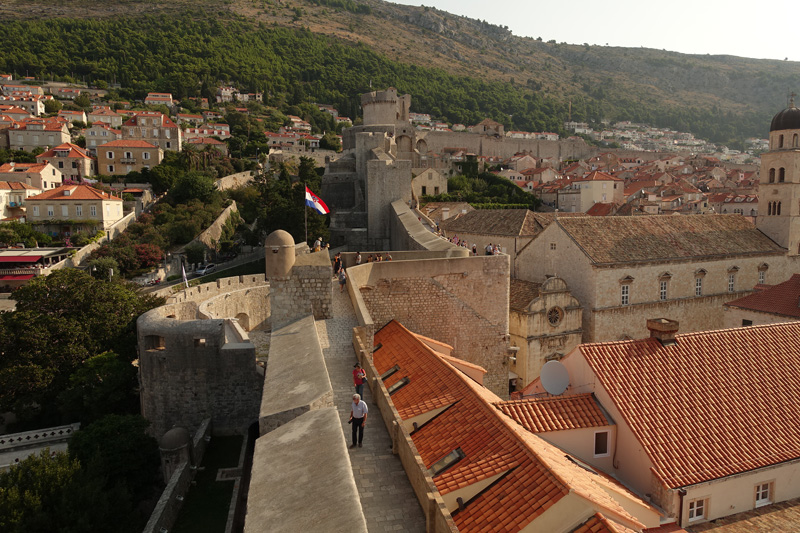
top-left (557, 215), bottom-right (784, 265)
top-left (579, 322), bottom-right (800, 488)
top-left (27, 184), bottom-right (121, 202)
top-left (373, 321), bottom-right (651, 532)
top-left (440, 209), bottom-right (543, 237)
top-left (723, 274), bottom-right (800, 319)
top-left (496, 394), bottom-right (610, 433)
top-left (509, 279), bottom-right (542, 312)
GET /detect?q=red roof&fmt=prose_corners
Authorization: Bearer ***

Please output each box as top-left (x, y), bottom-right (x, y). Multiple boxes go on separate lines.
top-left (27, 184), bottom-right (121, 202)
top-left (496, 394), bottom-right (610, 433)
top-left (577, 321), bottom-right (800, 488)
top-left (724, 273), bottom-right (800, 318)
top-left (0, 274), bottom-right (35, 281)
top-left (373, 320), bottom-right (653, 532)
top-left (36, 143), bottom-right (93, 160)
top-left (97, 140), bottom-right (158, 149)
top-left (0, 255), bottom-right (41, 263)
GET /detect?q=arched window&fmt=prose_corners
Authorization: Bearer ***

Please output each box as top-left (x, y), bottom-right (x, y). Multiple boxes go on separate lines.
top-left (768, 202), bottom-right (773, 216)
top-left (769, 168), bottom-right (775, 183)
top-left (778, 202), bottom-right (782, 215)
top-left (794, 133), bottom-right (799, 147)
top-left (779, 168), bottom-right (786, 182)
top-left (779, 134), bottom-right (785, 148)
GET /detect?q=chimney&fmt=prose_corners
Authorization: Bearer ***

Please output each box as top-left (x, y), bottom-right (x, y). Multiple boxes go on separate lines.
top-left (646, 318), bottom-right (679, 346)
top-left (442, 207), bottom-right (450, 220)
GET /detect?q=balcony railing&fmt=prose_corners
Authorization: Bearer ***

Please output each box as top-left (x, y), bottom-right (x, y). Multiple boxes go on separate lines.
top-left (120, 158), bottom-right (136, 164)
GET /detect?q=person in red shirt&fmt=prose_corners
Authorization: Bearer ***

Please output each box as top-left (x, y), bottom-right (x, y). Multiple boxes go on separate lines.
top-left (353, 362), bottom-right (366, 397)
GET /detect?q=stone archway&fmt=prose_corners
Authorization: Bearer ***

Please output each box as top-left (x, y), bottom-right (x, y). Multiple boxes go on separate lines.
top-left (396, 135), bottom-right (412, 153)
top-left (235, 312), bottom-right (250, 331)
top-left (416, 139), bottom-right (428, 153)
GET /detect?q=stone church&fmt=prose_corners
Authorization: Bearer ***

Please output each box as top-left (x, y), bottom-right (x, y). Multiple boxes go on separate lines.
top-left (516, 100), bottom-right (800, 343)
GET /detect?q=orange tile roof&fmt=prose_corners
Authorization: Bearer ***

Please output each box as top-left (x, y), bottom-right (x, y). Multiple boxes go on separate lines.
top-left (556, 215), bottom-right (784, 265)
top-left (97, 140), bottom-right (158, 148)
top-left (496, 394), bottom-right (610, 433)
top-left (578, 322), bottom-right (800, 489)
top-left (0, 163), bottom-right (49, 174)
top-left (0, 181), bottom-right (39, 190)
top-left (509, 278), bottom-right (542, 312)
top-left (27, 184), bottom-right (121, 202)
top-left (724, 274), bottom-right (800, 319)
top-left (373, 320), bottom-right (651, 532)
top-left (36, 143), bottom-right (93, 160)
top-left (440, 209), bottom-right (543, 237)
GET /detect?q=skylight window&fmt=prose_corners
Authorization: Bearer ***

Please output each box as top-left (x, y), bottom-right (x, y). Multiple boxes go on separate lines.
top-left (428, 447), bottom-right (465, 477)
top-left (380, 364), bottom-right (400, 380)
top-left (387, 377), bottom-right (409, 395)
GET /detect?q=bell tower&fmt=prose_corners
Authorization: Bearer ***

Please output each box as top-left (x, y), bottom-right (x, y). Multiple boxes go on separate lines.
top-left (757, 95), bottom-right (800, 255)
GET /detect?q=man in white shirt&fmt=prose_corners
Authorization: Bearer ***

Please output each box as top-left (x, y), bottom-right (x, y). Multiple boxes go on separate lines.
top-left (349, 393), bottom-right (368, 448)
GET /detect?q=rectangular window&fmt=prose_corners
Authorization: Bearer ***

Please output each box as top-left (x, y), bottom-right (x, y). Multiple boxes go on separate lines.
top-left (688, 499), bottom-right (706, 522)
top-left (106, 151), bottom-right (114, 159)
top-left (61, 205), bottom-right (68, 217)
top-left (755, 483), bottom-right (771, 507)
top-left (550, 243), bottom-right (557, 251)
top-left (759, 271), bottom-right (765, 284)
top-left (695, 277), bottom-right (703, 297)
top-left (387, 377), bottom-right (410, 395)
top-left (660, 280), bottom-right (668, 301)
top-left (742, 319), bottom-right (753, 327)
top-left (143, 152), bottom-right (150, 160)
top-left (621, 284), bottom-right (629, 306)
top-left (728, 274), bottom-right (735, 293)
top-left (32, 205), bottom-right (39, 216)
top-left (76, 205), bottom-right (82, 216)
top-left (594, 431), bottom-right (609, 457)
top-left (107, 165), bottom-right (114, 173)
top-left (90, 205), bottom-right (97, 217)
top-left (47, 205), bottom-right (54, 217)
top-left (153, 128), bottom-right (159, 137)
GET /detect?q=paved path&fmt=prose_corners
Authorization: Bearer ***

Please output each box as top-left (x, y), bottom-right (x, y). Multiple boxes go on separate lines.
top-left (316, 280), bottom-right (426, 533)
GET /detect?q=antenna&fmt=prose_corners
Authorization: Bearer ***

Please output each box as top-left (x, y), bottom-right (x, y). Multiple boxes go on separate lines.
top-left (540, 360), bottom-right (569, 396)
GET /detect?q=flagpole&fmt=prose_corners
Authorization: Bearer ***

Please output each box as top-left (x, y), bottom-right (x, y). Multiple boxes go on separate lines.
top-left (304, 181), bottom-right (308, 245)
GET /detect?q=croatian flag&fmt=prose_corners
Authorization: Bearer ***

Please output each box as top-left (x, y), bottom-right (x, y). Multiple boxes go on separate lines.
top-left (305, 186), bottom-right (330, 215)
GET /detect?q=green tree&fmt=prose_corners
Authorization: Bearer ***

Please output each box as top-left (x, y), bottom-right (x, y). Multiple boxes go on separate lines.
top-left (58, 351), bottom-right (139, 424)
top-left (0, 450), bottom-right (81, 533)
top-left (68, 415), bottom-right (159, 502)
top-left (74, 93), bottom-right (91, 108)
top-left (0, 269), bottom-right (163, 421)
top-left (184, 241), bottom-right (207, 265)
top-left (320, 130), bottom-right (341, 151)
top-left (169, 171), bottom-right (216, 204)
top-left (44, 99), bottom-right (62, 114)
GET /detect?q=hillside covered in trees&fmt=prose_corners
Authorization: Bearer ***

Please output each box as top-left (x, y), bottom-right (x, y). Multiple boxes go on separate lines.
top-left (0, 0), bottom-right (799, 147)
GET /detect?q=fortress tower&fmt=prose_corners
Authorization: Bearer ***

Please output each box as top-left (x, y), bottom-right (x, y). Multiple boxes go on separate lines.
top-left (757, 97), bottom-right (800, 256)
top-left (361, 87), bottom-right (410, 126)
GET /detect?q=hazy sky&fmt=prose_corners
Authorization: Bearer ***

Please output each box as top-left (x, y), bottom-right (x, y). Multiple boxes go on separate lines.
top-left (392, 0), bottom-right (795, 61)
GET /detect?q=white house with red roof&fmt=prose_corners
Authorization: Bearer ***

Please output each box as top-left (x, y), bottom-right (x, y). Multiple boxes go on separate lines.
top-left (36, 143), bottom-right (96, 181)
top-left (0, 180), bottom-right (41, 220)
top-left (522, 318), bottom-right (800, 529)
top-left (86, 106), bottom-right (123, 128)
top-left (97, 139), bottom-right (163, 174)
top-left (0, 94), bottom-right (47, 116)
top-left (0, 161), bottom-right (63, 190)
top-left (183, 126), bottom-right (230, 141)
top-left (85, 121), bottom-right (122, 153)
top-left (121, 111), bottom-right (181, 151)
top-left (8, 117), bottom-right (69, 151)
top-left (57, 109), bottom-right (87, 124)
top-left (144, 92), bottom-right (173, 106)
top-left (26, 183), bottom-right (124, 229)
top-left (186, 137), bottom-right (228, 155)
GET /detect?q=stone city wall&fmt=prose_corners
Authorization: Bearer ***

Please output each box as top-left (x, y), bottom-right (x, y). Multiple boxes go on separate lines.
top-left (420, 130), bottom-right (595, 161)
top-left (347, 255), bottom-right (510, 398)
top-left (162, 274), bottom-right (268, 305)
top-left (198, 284), bottom-right (270, 332)
top-left (137, 307), bottom-right (262, 439)
top-left (193, 200), bottom-right (239, 250)
top-left (216, 171), bottom-right (255, 191)
top-left (269, 251), bottom-right (332, 328)
top-left (390, 199), bottom-right (470, 254)
top-left (143, 419), bottom-right (211, 533)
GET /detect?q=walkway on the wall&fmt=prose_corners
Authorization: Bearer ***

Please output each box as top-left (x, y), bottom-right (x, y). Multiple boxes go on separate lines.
top-left (315, 280), bottom-right (426, 533)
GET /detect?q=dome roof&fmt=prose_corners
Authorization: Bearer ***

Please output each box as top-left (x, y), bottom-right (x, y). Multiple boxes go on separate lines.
top-left (264, 229), bottom-right (295, 248)
top-left (160, 427), bottom-right (191, 450)
top-left (770, 101), bottom-right (800, 132)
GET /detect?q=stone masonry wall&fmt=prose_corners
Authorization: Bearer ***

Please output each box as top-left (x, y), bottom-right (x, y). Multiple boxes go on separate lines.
top-left (355, 256), bottom-right (510, 398)
top-left (269, 252), bottom-right (332, 328)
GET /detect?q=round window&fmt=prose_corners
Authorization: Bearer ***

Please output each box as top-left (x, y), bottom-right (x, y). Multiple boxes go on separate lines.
top-left (547, 306), bottom-right (564, 326)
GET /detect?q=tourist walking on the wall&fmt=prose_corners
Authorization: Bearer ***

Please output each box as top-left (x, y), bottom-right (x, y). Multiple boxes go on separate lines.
top-left (349, 393), bottom-right (368, 448)
top-left (333, 252), bottom-right (341, 277)
top-left (313, 236), bottom-right (322, 252)
top-left (353, 362), bottom-right (367, 398)
top-left (338, 268), bottom-right (347, 292)
top-left (355, 252), bottom-right (362, 265)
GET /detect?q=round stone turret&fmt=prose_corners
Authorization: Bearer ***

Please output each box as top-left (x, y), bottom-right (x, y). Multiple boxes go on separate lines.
top-left (265, 230), bottom-right (296, 278)
top-left (159, 426), bottom-right (193, 483)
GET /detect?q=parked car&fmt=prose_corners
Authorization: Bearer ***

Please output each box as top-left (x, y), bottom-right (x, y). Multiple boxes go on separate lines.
top-left (196, 263), bottom-right (216, 275)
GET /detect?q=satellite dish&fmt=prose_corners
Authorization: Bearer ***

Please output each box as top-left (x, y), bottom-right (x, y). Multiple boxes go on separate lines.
top-left (541, 360), bottom-right (569, 396)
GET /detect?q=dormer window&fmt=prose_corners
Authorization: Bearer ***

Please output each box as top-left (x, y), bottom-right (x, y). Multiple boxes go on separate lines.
top-left (387, 377), bottom-right (409, 395)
